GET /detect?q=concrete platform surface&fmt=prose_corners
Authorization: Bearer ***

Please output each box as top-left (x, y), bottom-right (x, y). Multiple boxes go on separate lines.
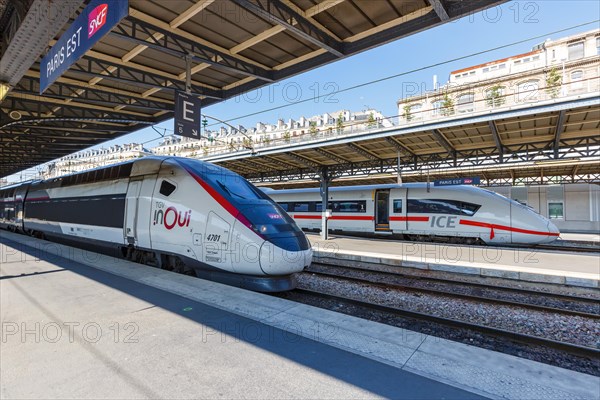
top-left (1, 231), bottom-right (599, 400)
top-left (559, 232), bottom-right (600, 244)
top-left (307, 233), bottom-right (600, 288)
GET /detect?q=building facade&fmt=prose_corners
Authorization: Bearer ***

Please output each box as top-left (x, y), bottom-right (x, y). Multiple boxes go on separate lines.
top-left (397, 29), bottom-right (599, 124)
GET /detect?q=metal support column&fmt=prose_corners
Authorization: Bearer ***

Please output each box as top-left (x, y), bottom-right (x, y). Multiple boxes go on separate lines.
top-left (319, 167), bottom-right (331, 240)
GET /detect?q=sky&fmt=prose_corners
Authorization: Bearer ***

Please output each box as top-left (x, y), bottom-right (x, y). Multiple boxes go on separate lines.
top-left (7, 0), bottom-right (600, 182)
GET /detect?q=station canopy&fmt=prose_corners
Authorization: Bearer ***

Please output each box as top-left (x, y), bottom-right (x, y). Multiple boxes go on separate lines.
top-left (0, 0), bottom-right (506, 178)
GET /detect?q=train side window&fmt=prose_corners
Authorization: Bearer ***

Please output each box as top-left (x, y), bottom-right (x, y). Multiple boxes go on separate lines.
top-left (293, 202), bottom-right (310, 212)
top-left (159, 180), bottom-right (177, 197)
top-left (329, 200), bottom-right (366, 213)
top-left (278, 202), bottom-right (289, 211)
top-left (408, 199), bottom-right (481, 216)
top-left (393, 199), bottom-right (402, 213)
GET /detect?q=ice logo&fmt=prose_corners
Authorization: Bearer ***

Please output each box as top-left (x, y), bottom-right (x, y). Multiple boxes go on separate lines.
top-left (88, 4), bottom-right (108, 39)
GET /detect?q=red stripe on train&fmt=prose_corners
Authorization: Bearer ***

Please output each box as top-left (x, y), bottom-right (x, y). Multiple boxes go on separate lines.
top-left (459, 219), bottom-right (559, 237)
top-left (292, 215), bottom-right (374, 221)
top-left (389, 216), bottom-right (430, 222)
top-left (182, 166), bottom-right (256, 234)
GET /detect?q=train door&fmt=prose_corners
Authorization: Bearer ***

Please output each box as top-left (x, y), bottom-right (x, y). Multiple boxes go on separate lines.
top-left (124, 179), bottom-right (142, 244)
top-left (390, 188), bottom-right (407, 231)
top-left (135, 175), bottom-right (158, 249)
top-left (375, 190), bottom-right (390, 231)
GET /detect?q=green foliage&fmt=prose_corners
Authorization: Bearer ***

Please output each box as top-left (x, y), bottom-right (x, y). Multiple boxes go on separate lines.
top-left (486, 85), bottom-right (505, 108)
top-left (367, 112), bottom-right (376, 128)
top-left (402, 104), bottom-right (413, 121)
top-left (441, 94), bottom-right (455, 116)
top-left (309, 121), bottom-right (318, 137)
top-left (336, 113), bottom-right (344, 133)
top-left (282, 130), bottom-right (291, 142)
top-left (546, 67), bottom-right (562, 99)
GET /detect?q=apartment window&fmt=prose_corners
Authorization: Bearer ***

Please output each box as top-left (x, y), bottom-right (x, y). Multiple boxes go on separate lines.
top-left (571, 70), bottom-right (584, 91)
top-left (517, 80), bottom-right (539, 102)
top-left (514, 60), bottom-right (521, 65)
top-left (483, 67), bottom-right (489, 73)
top-left (410, 103), bottom-right (423, 120)
top-left (485, 86), bottom-right (506, 108)
top-left (498, 63), bottom-right (506, 69)
top-left (568, 42), bottom-right (584, 60)
top-left (431, 100), bottom-right (444, 116)
top-left (457, 93), bottom-right (475, 113)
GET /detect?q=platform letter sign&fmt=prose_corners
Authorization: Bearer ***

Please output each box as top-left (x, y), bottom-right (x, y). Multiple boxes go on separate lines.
top-left (174, 91), bottom-right (201, 139)
top-left (40, 0), bottom-right (128, 94)
top-left (434, 177), bottom-right (481, 186)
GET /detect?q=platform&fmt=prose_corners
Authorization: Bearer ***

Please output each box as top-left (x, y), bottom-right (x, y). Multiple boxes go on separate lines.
top-left (1, 231), bottom-right (599, 400)
top-left (558, 232), bottom-right (600, 245)
top-left (308, 234), bottom-right (600, 288)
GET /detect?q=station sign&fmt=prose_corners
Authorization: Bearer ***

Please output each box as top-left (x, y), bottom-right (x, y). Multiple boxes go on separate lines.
top-left (40, 0), bottom-right (129, 94)
top-left (174, 91), bottom-right (202, 139)
top-left (434, 177), bottom-right (481, 186)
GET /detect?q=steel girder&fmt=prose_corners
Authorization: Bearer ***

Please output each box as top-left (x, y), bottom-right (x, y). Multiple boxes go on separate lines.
top-left (114, 17), bottom-right (274, 82)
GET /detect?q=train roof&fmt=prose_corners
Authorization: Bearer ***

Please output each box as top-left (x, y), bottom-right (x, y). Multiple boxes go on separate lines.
top-left (261, 183), bottom-right (483, 195)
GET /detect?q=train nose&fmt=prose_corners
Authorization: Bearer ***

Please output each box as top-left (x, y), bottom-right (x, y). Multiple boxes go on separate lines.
top-left (545, 220), bottom-right (560, 243)
top-left (259, 240), bottom-right (312, 275)
top-left (238, 204), bottom-right (312, 274)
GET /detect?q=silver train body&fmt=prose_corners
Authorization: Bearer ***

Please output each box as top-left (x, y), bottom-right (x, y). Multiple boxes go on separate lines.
top-left (266, 184), bottom-right (560, 245)
top-left (0, 157), bottom-right (312, 291)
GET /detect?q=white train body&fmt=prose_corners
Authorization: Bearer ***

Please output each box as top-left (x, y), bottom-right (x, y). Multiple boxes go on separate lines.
top-left (0, 157), bottom-right (312, 291)
top-left (266, 184), bottom-right (560, 245)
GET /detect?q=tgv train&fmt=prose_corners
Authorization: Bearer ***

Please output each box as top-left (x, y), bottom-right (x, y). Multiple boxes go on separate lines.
top-left (0, 157), bottom-right (312, 291)
top-left (266, 184), bottom-right (560, 245)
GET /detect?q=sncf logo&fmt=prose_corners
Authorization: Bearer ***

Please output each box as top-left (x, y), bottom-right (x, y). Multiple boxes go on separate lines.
top-left (154, 206), bottom-right (192, 230)
top-left (88, 4), bottom-right (108, 38)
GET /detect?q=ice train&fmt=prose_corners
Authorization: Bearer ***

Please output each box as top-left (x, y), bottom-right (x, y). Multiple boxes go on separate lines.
top-left (0, 157), bottom-right (312, 291)
top-left (266, 184), bottom-right (560, 245)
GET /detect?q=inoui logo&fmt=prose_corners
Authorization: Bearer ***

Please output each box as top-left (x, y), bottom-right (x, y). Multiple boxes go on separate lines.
top-left (153, 203), bottom-right (192, 230)
top-left (88, 3), bottom-right (108, 38)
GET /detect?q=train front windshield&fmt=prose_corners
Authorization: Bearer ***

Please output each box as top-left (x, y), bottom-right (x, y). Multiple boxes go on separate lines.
top-left (180, 159), bottom-right (309, 251)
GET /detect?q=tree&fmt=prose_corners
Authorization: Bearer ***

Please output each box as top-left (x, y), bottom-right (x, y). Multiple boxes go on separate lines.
top-left (485, 85), bottom-right (505, 108)
top-left (202, 146), bottom-right (209, 156)
top-left (366, 112), bottom-right (377, 128)
top-left (309, 121), bottom-right (318, 137)
top-left (282, 130), bottom-right (291, 143)
top-left (441, 93), bottom-right (455, 116)
top-left (402, 104), bottom-right (413, 121)
top-left (336, 113), bottom-right (344, 133)
top-left (263, 136), bottom-right (271, 145)
top-left (546, 67), bottom-right (562, 99)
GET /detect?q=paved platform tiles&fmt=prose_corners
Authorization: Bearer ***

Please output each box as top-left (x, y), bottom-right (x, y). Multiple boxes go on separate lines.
top-left (1, 231), bottom-right (598, 400)
top-left (307, 234), bottom-right (600, 288)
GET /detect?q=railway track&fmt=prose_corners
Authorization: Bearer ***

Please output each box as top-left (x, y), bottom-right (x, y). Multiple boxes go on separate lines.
top-left (283, 262), bottom-right (600, 370)
top-left (307, 262), bottom-right (600, 316)
top-left (313, 233), bottom-right (599, 254)
top-left (289, 288), bottom-right (600, 360)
